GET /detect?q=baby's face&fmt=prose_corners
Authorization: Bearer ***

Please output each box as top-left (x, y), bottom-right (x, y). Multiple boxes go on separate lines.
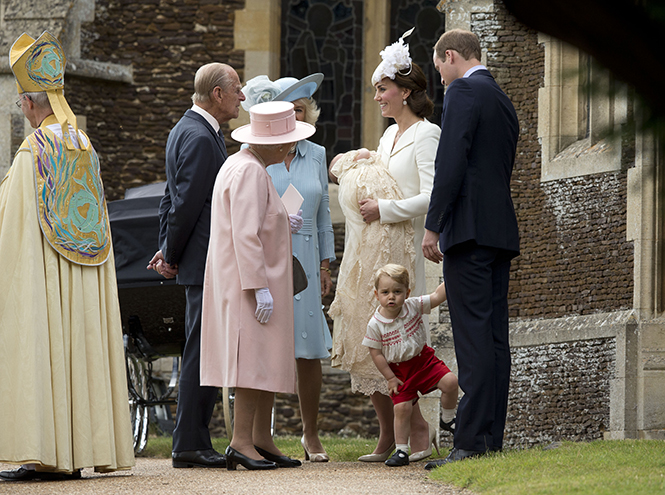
top-left (355, 148), bottom-right (371, 160)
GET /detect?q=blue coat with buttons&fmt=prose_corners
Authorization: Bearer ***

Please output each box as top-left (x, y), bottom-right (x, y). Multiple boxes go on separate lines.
top-left (267, 140), bottom-right (335, 359)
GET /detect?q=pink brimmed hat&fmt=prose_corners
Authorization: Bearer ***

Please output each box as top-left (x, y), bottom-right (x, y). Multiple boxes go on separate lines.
top-left (231, 101), bottom-right (315, 145)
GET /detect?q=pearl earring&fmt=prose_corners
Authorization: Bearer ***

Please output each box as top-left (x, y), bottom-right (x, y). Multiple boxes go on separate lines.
top-left (279, 146), bottom-right (283, 152)
top-left (402, 99), bottom-right (407, 106)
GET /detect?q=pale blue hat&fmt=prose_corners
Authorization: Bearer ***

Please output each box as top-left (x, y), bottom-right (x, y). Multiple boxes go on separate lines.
top-left (273, 73), bottom-right (324, 102)
top-left (241, 73), bottom-right (324, 112)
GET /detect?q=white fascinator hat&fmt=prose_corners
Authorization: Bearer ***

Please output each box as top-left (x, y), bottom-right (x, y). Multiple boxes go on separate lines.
top-left (371, 27), bottom-right (415, 85)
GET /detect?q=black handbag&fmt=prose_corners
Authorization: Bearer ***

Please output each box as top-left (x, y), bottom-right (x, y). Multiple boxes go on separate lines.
top-left (293, 256), bottom-right (308, 295)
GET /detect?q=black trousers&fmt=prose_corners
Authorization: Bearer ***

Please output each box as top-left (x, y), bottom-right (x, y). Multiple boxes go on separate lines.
top-left (172, 285), bottom-right (218, 453)
top-left (443, 242), bottom-right (513, 452)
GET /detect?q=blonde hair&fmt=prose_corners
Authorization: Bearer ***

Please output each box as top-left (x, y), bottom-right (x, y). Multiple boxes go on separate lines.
top-left (294, 97), bottom-right (321, 126)
top-left (434, 29), bottom-right (481, 63)
top-left (374, 264), bottom-right (410, 289)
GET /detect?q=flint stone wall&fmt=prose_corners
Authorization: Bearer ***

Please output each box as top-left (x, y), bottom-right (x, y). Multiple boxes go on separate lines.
top-left (50, 0), bottom-right (626, 444)
top-left (65, 0), bottom-right (247, 201)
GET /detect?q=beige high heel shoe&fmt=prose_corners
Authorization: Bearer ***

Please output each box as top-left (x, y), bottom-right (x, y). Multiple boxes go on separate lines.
top-left (409, 423), bottom-right (440, 462)
top-left (301, 436), bottom-right (329, 462)
top-left (358, 442), bottom-right (395, 462)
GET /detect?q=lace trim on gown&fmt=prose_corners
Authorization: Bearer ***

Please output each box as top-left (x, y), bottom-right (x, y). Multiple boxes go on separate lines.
top-left (329, 150), bottom-right (415, 397)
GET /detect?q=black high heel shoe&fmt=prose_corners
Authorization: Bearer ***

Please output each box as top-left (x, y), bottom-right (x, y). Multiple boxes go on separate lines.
top-left (254, 446), bottom-right (302, 468)
top-left (225, 446), bottom-right (278, 471)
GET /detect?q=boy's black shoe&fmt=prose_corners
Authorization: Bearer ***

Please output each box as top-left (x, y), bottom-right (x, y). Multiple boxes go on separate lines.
top-left (440, 417), bottom-right (455, 434)
top-left (385, 449), bottom-right (409, 467)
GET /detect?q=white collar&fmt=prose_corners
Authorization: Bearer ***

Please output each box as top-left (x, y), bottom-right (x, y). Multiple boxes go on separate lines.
top-left (373, 304), bottom-right (409, 324)
top-left (190, 104), bottom-right (220, 133)
top-left (463, 65), bottom-right (487, 78)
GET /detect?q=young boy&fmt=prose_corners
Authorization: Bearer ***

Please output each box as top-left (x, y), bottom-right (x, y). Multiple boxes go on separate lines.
top-left (362, 264), bottom-right (458, 466)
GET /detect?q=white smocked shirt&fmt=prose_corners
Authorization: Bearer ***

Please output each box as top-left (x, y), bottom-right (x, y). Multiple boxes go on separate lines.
top-left (362, 295), bottom-right (432, 364)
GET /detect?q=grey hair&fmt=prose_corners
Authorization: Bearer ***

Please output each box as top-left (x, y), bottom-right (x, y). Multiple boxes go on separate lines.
top-left (296, 97), bottom-right (321, 126)
top-left (22, 91), bottom-right (51, 108)
top-left (192, 63), bottom-right (233, 105)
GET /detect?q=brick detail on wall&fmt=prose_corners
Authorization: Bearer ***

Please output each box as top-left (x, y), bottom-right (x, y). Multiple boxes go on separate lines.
top-left (471, 5), bottom-right (634, 320)
top-left (65, 0), bottom-right (247, 201)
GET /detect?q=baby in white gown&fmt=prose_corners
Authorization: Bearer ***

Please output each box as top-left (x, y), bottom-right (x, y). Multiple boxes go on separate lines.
top-left (329, 148), bottom-right (415, 396)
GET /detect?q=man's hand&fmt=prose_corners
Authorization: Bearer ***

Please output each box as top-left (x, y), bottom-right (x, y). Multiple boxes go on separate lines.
top-left (422, 229), bottom-right (443, 263)
top-left (147, 250), bottom-right (179, 279)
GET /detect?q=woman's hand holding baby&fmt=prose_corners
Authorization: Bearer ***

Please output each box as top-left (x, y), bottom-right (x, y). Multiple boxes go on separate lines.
top-left (359, 199), bottom-right (380, 223)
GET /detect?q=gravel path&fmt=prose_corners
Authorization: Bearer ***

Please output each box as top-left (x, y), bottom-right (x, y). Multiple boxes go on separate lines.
top-left (0, 459), bottom-right (473, 494)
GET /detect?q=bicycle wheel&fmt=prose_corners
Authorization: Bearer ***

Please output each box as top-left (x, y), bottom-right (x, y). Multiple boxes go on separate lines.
top-left (125, 352), bottom-right (150, 453)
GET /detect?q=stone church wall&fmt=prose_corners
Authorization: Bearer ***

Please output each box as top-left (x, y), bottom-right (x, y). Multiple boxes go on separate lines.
top-left (466, 3), bottom-right (632, 446)
top-left (64, 0), bottom-right (247, 201)
top-left (8, 0), bottom-right (632, 444)
top-left (143, 2), bottom-right (633, 446)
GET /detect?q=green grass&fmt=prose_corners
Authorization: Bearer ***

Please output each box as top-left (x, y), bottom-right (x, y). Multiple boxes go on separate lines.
top-left (428, 440), bottom-right (665, 495)
top-left (141, 436), bottom-right (665, 494)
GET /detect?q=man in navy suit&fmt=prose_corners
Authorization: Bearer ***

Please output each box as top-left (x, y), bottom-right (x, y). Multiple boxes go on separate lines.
top-left (148, 62), bottom-right (245, 468)
top-left (422, 29), bottom-right (519, 468)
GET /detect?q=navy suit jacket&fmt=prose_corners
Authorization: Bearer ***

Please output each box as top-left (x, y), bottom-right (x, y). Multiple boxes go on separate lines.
top-left (425, 69), bottom-right (520, 256)
top-left (159, 109), bottom-right (228, 286)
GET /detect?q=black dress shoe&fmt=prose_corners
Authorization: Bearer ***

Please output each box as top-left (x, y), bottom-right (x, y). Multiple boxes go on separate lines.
top-left (225, 446), bottom-right (278, 471)
top-left (172, 449), bottom-right (226, 468)
top-left (0, 467), bottom-right (82, 481)
top-left (424, 447), bottom-right (485, 470)
top-left (440, 417), bottom-right (455, 434)
top-left (254, 446), bottom-right (302, 468)
top-left (385, 449), bottom-right (409, 467)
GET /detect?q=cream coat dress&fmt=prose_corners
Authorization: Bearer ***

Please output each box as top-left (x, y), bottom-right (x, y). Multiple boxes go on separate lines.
top-left (0, 117), bottom-right (134, 473)
top-left (376, 119), bottom-right (439, 298)
top-left (200, 149), bottom-right (296, 394)
top-left (330, 120), bottom-right (439, 396)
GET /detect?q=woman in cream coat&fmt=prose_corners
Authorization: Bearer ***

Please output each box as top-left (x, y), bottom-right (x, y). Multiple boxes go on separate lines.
top-left (200, 101), bottom-right (314, 470)
top-left (355, 61), bottom-right (441, 462)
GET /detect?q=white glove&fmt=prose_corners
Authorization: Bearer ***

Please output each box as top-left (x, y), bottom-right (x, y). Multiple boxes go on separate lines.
top-left (289, 209), bottom-right (303, 233)
top-left (254, 287), bottom-right (273, 324)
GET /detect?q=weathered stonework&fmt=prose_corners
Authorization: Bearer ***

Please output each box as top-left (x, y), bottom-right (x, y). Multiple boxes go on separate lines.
top-left (3, 0), bottom-right (663, 446)
top-left (66, 0), bottom-right (247, 201)
top-left (506, 338), bottom-right (614, 447)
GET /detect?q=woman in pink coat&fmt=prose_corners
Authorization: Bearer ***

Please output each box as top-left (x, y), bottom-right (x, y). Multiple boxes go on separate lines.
top-left (200, 101), bottom-right (315, 470)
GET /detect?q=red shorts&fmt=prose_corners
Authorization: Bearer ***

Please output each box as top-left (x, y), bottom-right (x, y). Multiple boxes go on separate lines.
top-left (388, 345), bottom-right (451, 405)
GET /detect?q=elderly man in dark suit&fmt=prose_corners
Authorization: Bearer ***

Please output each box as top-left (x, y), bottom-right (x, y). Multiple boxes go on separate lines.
top-left (422, 29), bottom-right (519, 469)
top-left (148, 62), bottom-right (245, 468)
